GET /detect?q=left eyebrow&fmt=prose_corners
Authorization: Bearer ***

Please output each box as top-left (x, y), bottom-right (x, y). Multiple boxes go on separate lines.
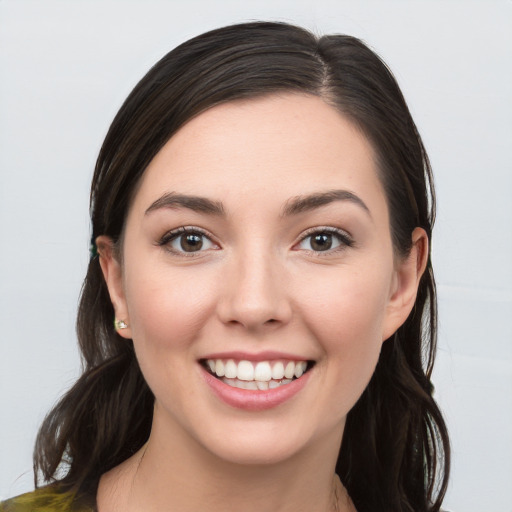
top-left (145, 192), bottom-right (226, 216)
top-left (281, 189), bottom-right (371, 218)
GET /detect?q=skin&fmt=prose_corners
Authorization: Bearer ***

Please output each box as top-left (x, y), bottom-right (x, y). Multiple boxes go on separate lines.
top-left (96, 93), bottom-right (427, 512)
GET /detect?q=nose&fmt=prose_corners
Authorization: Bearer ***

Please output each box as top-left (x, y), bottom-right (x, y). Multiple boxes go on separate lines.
top-left (216, 248), bottom-right (292, 331)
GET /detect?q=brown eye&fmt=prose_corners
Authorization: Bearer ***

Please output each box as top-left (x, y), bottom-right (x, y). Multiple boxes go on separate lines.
top-left (179, 233), bottom-right (204, 252)
top-left (297, 229), bottom-right (353, 253)
top-left (310, 233), bottom-right (333, 251)
top-left (162, 228), bottom-right (217, 254)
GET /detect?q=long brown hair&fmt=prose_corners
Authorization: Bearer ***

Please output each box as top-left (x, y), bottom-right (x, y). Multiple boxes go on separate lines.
top-left (34, 21), bottom-right (450, 512)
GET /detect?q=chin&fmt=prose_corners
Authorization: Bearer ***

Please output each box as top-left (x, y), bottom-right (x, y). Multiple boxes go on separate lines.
top-left (190, 413), bottom-right (342, 469)
top-left (201, 433), bottom-right (311, 467)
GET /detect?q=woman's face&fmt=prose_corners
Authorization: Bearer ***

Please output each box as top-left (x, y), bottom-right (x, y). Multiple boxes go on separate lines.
top-left (100, 93), bottom-right (424, 466)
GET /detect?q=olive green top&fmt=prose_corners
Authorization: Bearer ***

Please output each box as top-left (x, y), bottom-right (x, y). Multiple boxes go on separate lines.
top-left (0, 487), bottom-right (95, 512)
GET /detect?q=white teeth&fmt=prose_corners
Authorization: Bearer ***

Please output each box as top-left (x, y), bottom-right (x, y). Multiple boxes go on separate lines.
top-left (236, 379), bottom-right (247, 389)
top-left (215, 360), bottom-right (225, 377)
top-left (244, 380), bottom-right (258, 390)
top-left (224, 359), bottom-right (237, 379)
top-left (207, 358), bottom-right (310, 385)
top-left (222, 377), bottom-right (295, 390)
top-left (294, 361), bottom-right (307, 378)
top-left (284, 361), bottom-right (295, 379)
top-left (254, 361), bottom-right (272, 381)
top-left (271, 361), bottom-right (285, 380)
top-left (237, 360), bottom-right (255, 381)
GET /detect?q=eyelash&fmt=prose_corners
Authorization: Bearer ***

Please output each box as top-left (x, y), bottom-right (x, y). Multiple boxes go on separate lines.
top-left (157, 226), bottom-right (218, 257)
top-left (295, 227), bottom-right (355, 256)
top-left (157, 226), bottom-right (354, 257)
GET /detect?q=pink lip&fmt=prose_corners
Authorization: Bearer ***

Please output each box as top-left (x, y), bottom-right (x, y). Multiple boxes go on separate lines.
top-left (200, 350), bottom-right (309, 362)
top-left (200, 364), bottom-right (311, 411)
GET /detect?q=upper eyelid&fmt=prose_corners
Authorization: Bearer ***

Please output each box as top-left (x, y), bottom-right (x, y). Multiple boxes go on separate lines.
top-left (297, 226), bottom-right (353, 241)
top-left (161, 226), bottom-right (215, 241)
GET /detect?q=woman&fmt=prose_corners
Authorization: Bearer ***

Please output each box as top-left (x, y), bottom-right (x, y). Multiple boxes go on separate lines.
top-left (1, 21), bottom-right (450, 512)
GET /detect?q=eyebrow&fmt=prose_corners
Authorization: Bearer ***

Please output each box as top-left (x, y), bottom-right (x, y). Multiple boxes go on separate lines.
top-left (281, 189), bottom-right (371, 218)
top-left (145, 192), bottom-right (225, 216)
top-left (145, 189), bottom-right (370, 219)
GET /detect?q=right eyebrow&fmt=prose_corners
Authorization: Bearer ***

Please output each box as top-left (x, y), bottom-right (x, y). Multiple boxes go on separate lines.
top-left (145, 192), bottom-right (226, 216)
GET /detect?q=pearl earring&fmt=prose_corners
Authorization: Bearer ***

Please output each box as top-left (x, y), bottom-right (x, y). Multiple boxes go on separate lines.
top-left (114, 319), bottom-right (128, 330)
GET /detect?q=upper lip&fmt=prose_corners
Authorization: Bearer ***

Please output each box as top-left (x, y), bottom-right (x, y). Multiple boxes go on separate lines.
top-left (199, 350), bottom-right (312, 362)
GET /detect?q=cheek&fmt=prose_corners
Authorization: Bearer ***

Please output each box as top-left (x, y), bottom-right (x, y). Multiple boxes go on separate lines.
top-left (297, 265), bottom-right (391, 399)
top-left (300, 266), bottom-right (390, 343)
top-left (124, 263), bottom-right (217, 352)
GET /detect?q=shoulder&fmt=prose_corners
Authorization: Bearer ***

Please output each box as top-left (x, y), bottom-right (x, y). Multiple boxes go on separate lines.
top-left (0, 487), bottom-right (94, 512)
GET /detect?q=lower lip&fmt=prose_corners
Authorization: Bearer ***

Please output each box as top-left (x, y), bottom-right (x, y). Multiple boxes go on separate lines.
top-left (201, 366), bottom-right (311, 411)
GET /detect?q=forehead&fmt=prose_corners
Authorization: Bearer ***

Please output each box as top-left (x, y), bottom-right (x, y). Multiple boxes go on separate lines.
top-left (131, 93), bottom-right (385, 216)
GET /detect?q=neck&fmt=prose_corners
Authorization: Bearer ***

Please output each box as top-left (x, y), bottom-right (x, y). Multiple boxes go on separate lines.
top-left (98, 408), bottom-right (349, 512)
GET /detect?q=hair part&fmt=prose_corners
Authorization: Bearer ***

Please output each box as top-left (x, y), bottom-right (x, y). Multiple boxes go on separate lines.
top-left (34, 21), bottom-right (449, 512)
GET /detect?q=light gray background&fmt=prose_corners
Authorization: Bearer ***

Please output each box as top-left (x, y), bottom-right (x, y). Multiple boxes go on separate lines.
top-left (1, 1), bottom-right (511, 511)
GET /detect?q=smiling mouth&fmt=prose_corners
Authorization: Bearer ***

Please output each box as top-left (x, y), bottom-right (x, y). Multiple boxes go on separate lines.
top-left (201, 358), bottom-right (315, 390)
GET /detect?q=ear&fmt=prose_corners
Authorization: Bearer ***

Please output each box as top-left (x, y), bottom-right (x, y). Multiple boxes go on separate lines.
top-left (96, 235), bottom-right (132, 339)
top-left (382, 227), bottom-right (429, 342)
